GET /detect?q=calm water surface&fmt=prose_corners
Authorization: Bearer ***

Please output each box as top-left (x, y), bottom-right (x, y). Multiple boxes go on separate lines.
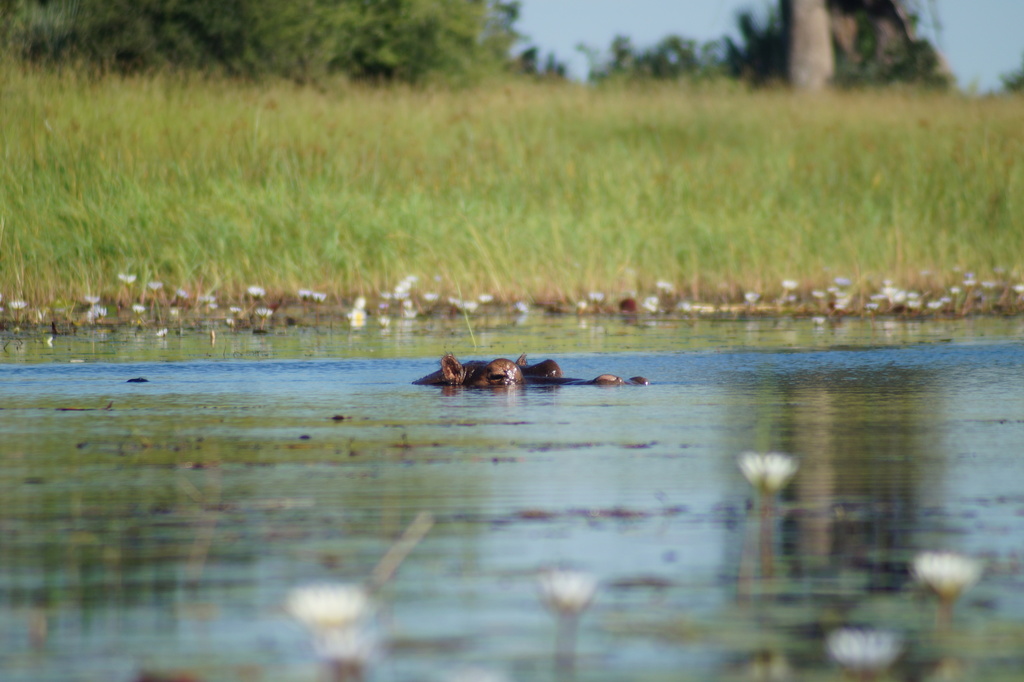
top-left (2, 316), bottom-right (1023, 681)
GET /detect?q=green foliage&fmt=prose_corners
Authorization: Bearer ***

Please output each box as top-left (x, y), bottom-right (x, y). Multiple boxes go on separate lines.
top-left (833, 17), bottom-right (951, 89)
top-left (585, 34), bottom-right (727, 83)
top-left (2, 0), bottom-right (518, 83)
top-left (724, 6), bottom-right (787, 85)
top-left (513, 46), bottom-right (567, 79)
top-left (1001, 53), bottom-right (1024, 93)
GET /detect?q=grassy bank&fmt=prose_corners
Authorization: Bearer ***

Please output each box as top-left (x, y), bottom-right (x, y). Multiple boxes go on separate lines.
top-left (1, 67), bottom-right (1022, 314)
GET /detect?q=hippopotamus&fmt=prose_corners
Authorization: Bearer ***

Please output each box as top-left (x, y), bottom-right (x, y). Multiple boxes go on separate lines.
top-left (413, 353), bottom-right (649, 387)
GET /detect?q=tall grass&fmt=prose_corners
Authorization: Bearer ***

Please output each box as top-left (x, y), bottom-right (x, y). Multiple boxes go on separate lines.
top-left (1, 66), bottom-right (1021, 305)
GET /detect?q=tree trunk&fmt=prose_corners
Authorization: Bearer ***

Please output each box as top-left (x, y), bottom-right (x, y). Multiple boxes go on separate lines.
top-left (787, 0), bottom-right (834, 90)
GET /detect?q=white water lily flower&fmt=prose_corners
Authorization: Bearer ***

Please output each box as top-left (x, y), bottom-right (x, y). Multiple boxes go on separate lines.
top-left (826, 628), bottom-right (903, 673)
top-left (132, 304), bottom-right (146, 315)
top-left (117, 273), bottom-right (137, 284)
top-left (781, 279), bottom-right (798, 291)
top-left (538, 570), bottom-right (597, 617)
top-left (348, 308), bottom-right (366, 327)
top-left (738, 452), bottom-right (799, 495)
top-left (254, 307), bottom-right (273, 319)
top-left (912, 551), bottom-right (982, 602)
top-left (9, 300), bottom-right (28, 310)
top-left (247, 285), bottom-right (266, 298)
top-left (311, 292), bottom-right (327, 303)
top-left (744, 292), bottom-right (760, 304)
top-left (286, 584), bottom-right (371, 632)
top-left (147, 281), bottom-right (163, 291)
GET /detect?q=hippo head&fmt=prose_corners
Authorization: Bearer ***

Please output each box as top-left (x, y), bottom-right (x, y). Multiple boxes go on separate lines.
top-left (441, 354), bottom-right (524, 387)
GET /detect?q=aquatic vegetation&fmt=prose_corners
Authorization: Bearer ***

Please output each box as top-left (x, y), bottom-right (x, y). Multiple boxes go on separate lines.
top-left (826, 628), bottom-right (903, 680)
top-left (738, 452), bottom-right (799, 496)
top-left (538, 569), bottom-right (597, 670)
top-left (348, 297), bottom-right (368, 328)
top-left (254, 306), bottom-right (274, 331)
top-left (538, 570), bottom-right (598, 617)
top-left (287, 584), bottom-right (375, 681)
top-left (286, 584), bottom-right (371, 632)
top-left (739, 452), bottom-right (799, 579)
top-left (912, 551), bottom-right (983, 628)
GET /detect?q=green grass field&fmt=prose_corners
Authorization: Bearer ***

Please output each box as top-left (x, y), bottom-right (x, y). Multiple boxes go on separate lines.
top-left (1, 66), bottom-right (1022, 314)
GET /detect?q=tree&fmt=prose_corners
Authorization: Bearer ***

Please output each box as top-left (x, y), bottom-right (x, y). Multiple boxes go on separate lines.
top-left (787, 0), bottom-right (833, 90)
top-left (724, 5), bottom-right (787, 85)
top-left (1002, 53), bottom-right (1024, 93)
top-left (3, 0), bottom-right (521, 84)
top-left (780, 0), bottom-right (950, 89)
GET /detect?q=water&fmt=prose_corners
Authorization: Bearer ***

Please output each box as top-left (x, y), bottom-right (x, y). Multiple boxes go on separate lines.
top-left (2, 316), bottom-right (1024, 681)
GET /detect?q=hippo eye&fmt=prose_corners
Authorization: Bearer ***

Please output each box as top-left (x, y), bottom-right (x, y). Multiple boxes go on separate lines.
top-left (489, 373), bottom-right (507, 383)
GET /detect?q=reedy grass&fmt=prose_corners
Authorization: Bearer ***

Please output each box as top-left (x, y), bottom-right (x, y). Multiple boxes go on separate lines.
top-left (1, 66), bottom-right (1022, 309)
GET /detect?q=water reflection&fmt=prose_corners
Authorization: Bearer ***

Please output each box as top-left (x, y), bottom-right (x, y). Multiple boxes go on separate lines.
top-left (730, 361), bottom-right (940, 593)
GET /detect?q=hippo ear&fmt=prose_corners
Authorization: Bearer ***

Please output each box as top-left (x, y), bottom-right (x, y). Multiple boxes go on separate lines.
top-left (441, 353), bottom-right (464, 385)
top-left (515, 353), bottom-right (528, 366)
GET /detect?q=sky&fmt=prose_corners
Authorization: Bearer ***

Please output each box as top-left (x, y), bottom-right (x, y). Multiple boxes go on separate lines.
top-left (515, 0), bottom-right (1024, 92)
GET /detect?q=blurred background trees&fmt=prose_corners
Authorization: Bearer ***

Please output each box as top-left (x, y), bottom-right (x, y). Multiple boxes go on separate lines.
top-left (0, 0), bottom-right (993, 90)
top-left (0, 0), bottom-right (520, 84)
